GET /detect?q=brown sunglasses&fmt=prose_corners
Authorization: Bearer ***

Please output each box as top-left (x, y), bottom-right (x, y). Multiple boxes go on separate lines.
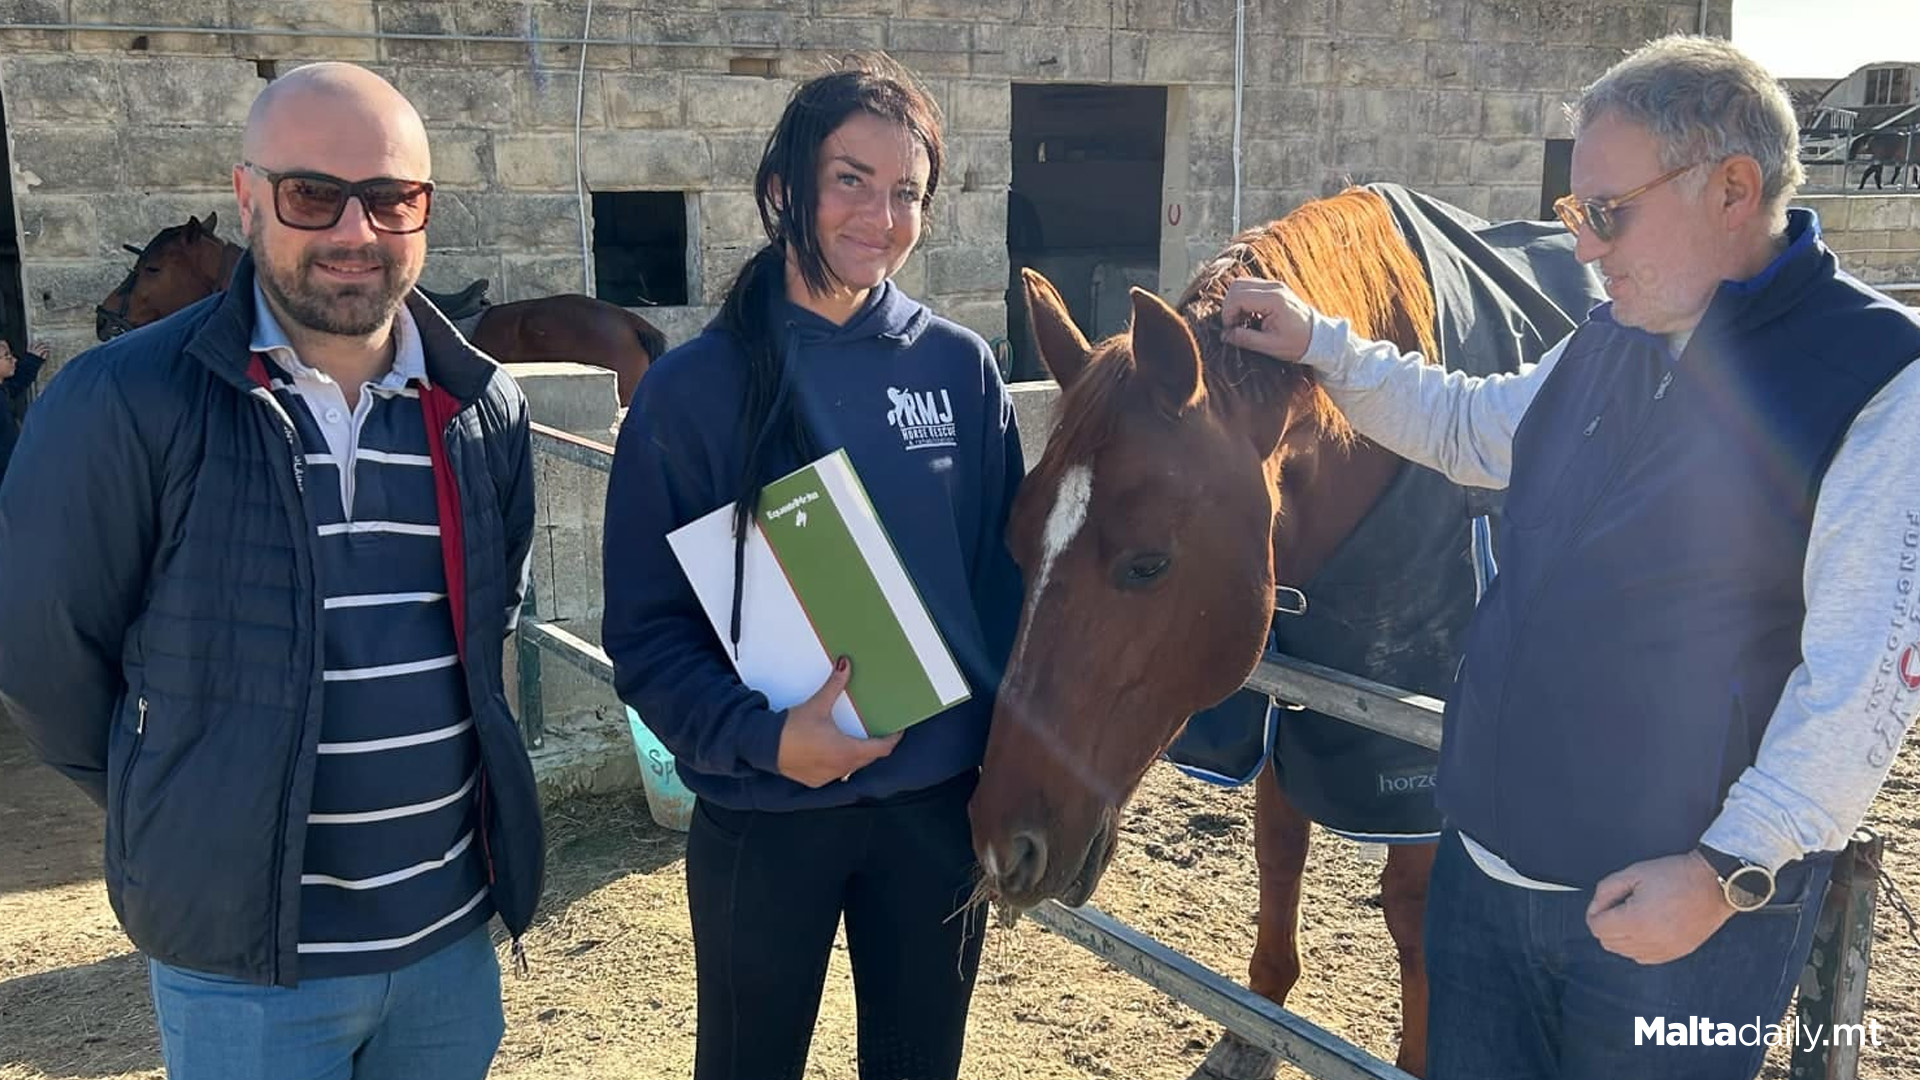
top-left (242, 161), bottom-right (435, 235)
top-left (1552, 163), bottom-right (1700, 244)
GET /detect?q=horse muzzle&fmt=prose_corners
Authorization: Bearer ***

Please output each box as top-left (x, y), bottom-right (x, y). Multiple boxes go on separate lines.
top-left (975, 805), bottom-right (1119, 912)
top-left (95, 305), bottom-right (137, 341)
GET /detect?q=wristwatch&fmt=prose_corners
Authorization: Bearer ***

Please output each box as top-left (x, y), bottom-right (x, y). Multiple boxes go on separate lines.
top-left (1695, 845), bottom-right (1776, 912)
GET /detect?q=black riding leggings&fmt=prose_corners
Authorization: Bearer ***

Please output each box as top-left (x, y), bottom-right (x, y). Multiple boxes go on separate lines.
top-left (684, 771), bottom-right (987, 1080)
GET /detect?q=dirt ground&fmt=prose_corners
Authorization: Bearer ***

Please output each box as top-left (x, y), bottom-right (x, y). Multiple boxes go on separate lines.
top-left (5, 715), bottom-right (1920, 1080)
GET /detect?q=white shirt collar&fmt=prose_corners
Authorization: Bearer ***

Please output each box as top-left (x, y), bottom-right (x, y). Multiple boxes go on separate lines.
top-left (250, 282), bottom-right (429, 390)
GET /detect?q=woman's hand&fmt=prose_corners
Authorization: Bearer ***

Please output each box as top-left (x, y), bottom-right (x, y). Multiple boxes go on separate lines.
top-left (775, 657), bottom-right (902, 788)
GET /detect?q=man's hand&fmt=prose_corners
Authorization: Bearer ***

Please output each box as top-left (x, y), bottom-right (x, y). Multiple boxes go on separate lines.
top-left (775, 657), bottom-right (901, 788)
top-left (1586, 851), bottom-right (1736, 964)
top-left (1220, 277), bottom-right (1318, 363)
top-left (0, 345), bottom-right (15, 382)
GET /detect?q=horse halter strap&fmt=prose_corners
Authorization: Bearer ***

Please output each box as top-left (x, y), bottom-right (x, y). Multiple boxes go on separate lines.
top-left (95, 298), bottom-right (138, 337)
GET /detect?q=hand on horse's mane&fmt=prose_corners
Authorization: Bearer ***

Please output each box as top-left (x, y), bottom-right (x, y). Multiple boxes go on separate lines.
top-left (1220, 277), bottom-right (1317, 365)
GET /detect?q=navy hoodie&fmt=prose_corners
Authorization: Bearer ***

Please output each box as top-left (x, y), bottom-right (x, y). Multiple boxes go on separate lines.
top-left (602, 280), bottom-right (1025, 810)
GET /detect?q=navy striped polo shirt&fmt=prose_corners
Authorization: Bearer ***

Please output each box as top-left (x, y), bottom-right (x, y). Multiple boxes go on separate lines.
top-left (252, 289), bottom-right (493, 978)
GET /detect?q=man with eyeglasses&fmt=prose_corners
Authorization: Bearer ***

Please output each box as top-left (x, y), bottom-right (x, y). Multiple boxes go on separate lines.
top-left (1222, 35), bottom-right (1920, 1080)
top-left (0, 62), bottom-right (541, 1079)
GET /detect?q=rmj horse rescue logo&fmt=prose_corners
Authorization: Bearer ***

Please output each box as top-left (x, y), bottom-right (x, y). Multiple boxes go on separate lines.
top-left (885, 386), bottom-right (958, 452)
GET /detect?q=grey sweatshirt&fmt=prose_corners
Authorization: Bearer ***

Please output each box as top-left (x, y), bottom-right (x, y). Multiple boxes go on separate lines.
top-left (1300, 312), bottom-right (1920, 874)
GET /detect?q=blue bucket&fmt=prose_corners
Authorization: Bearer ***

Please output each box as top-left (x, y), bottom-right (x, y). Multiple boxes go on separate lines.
top-left (626, 707), bottom-right (695, 832)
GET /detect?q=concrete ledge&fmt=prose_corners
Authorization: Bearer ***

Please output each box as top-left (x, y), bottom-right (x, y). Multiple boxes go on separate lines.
top-left (1009, 380), bottom-right (1061, 472)
top-left (510, 362), bottom-right (620, 442)
top-left (530, 706), bottom-right (642, 807)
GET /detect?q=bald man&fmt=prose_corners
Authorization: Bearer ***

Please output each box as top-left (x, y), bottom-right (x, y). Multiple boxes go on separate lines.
top-left (0, 63), bottom-right (542, 1079)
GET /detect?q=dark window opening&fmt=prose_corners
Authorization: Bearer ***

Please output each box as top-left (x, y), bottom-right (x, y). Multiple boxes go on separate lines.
top-left (0, 81), bottom-right (25, 359)
top-left (1006, 83), bottom-right (1167, 382)
top-left (1866, 67), bottom-right (1911, 107)
top-left (1540, 139), bottom-right (1574, 221)
top-left (592, 190), bottom-right (688, 307)
top-left (729, 56), bottom-right (778, 78)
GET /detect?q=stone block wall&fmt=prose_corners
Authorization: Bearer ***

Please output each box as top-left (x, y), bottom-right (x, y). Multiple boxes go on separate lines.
top-left (3, 0), bottom-right (1733, 376)
top-left (1796, 194), bottom-right (1920, 290)
top-left (2, 50), bottom-right (256, 366)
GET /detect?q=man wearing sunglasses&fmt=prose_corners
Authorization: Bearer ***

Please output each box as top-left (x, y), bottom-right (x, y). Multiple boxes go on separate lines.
top-left (0, 62), bottom-right (541, 1079)
top-left (1222, 35), bottom-right (1920, 1080)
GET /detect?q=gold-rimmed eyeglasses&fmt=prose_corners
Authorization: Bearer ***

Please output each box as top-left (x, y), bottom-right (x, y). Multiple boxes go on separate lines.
top-left (1552, 162), bottom-right (1701, 244)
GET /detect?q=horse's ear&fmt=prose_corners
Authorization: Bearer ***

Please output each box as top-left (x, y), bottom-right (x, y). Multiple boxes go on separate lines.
top-left (1128, 286), bottom-right (1203, 414)
top-left (1021, 267), bottom-right (1093, 389)
top-left (203, 211), bottom-right (218, 233)
top-left (185, 215), bottom-right (203, 238)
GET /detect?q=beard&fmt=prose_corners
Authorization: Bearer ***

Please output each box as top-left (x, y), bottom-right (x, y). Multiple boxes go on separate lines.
top-left (250, 219), bottom-right (417, 337)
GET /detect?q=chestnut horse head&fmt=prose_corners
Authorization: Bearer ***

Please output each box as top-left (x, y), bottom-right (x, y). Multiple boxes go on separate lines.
top-left (969, 187), bottom-right (1439, 910)
top-left (96, 214), bottom-right (243, 341)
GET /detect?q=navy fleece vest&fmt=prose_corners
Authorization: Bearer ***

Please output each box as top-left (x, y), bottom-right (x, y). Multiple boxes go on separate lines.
top-left (1437, 212), bottom-right (1920, 887)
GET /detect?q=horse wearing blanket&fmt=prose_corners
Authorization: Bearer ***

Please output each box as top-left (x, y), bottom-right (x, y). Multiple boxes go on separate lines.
top-left (968, 184), bottom-right (1601, 1079)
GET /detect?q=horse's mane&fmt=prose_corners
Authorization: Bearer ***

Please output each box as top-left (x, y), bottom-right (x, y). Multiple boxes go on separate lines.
top-left (145, 221), bottom-right (243, 272)
top-left (148, 221), bottom-right (197, 249)
top-left (1035, 344), bottom-right (1131, 487)
top-left (1035, 187), bottom-right (1439, 481)
top-left (1178, 187), bottom-right (1440, 444)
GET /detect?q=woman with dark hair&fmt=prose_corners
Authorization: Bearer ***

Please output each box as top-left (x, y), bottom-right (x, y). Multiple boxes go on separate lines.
top-left (0, 339), bottom-right (48, 486)
top-left (601, 57), bottom-right (1024, 1080)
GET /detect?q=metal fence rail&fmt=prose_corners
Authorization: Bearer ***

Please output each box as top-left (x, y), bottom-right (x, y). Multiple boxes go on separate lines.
top-left (1026, 901), bottom-right (1416, 1080)
top-left (520, 432), bottom-right (1877, 1080)
top-left (1248, 655), bottom-right (1444, 751)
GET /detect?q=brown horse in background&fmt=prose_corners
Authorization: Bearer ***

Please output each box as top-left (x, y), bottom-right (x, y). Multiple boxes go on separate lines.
top-left (969, 188), bottom-right (1444, 1078)
top-left (96, 214), bottom-right (668, 405)
top-left (1851, 129), bottom-right (1918, 190)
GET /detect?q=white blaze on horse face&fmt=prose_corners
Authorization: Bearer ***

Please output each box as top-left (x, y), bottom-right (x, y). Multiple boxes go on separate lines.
top-left (1038, 464), bottom-right (1093, 600)
top-left (1005, 464), bottom-right (1095, 689)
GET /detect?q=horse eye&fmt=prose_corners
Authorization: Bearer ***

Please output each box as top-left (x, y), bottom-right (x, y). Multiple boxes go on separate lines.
top-left (1118, 554), bottom-right (1171, 588)
top-left (143, 265), bottom-right (160, 273)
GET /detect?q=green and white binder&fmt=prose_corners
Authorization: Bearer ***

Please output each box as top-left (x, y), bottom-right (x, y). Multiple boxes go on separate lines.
top-left (667, 449), bottom-right (971, 738)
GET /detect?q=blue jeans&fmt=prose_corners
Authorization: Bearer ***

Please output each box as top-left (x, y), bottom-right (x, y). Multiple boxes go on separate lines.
top-left (1425, 829), bottom-right (1830, 1080)
top-left (147, 925), bottom-right (504, 1080)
